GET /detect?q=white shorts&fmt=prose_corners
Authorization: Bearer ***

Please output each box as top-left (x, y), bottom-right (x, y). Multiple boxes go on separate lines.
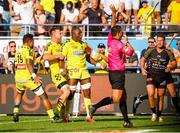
top-left (147, 0), bottom-right (161, 12)
top-left (125, 0), bottom-right (140, 10)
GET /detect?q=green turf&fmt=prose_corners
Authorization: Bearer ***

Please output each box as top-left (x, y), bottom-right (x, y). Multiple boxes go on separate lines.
top-left (0, 115), bottom-right (179, 132)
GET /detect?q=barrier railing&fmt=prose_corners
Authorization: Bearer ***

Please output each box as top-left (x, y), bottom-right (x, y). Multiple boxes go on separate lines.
top-left (0, 23), bottom-right (179, 37)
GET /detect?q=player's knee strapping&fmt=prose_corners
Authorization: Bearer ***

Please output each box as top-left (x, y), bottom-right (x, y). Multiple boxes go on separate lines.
top-left (33, 86), bottom-right (45, 96)
top-left (81, 83), bottom-right (91, 90)
top-left (67, 85), bottom-right (77, 100)
top-left (16, 88), bottom-right (25, 94)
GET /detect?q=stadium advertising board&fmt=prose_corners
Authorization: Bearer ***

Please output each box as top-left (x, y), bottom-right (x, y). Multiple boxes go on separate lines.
top-left (0, 74), bottom-right (179, 115)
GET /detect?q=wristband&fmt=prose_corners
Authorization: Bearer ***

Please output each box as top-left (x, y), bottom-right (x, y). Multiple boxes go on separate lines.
top-left (96, 62), bottom-right (102, 68)
top-left (31, 73), bottom-right (37, 79)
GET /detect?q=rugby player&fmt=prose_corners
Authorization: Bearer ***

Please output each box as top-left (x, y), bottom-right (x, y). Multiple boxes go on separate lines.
top-left (141, 34), bottom-right (177, 122)
top-left (42, 27), bottom-right (70, 120)
top-left (13, 33), bottom-right (59, 122)
top-left (59, 26), bottom-right (104, 122)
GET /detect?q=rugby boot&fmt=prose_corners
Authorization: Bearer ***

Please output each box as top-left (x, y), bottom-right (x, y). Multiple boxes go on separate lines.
top-left (123, 121), bottom-right (133, 128)
top-left (13, 113), bottom-right (19, 122)
top-left (86, 116), bottom-right (95, 123)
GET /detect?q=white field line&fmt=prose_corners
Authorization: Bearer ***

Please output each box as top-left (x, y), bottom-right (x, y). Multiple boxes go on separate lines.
top-left (0, 119), bottom-right (49, 125)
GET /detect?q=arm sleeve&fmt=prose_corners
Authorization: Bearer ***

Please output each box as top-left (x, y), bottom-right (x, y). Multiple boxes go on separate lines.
top-left (143, 48), bottom-right (152, 59)
top-left (166, 49), bottom-right (176, 62)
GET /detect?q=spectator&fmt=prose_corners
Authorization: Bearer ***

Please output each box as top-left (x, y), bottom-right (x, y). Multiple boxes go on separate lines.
top-left (125, 0), bottom-right (140, 31)
top-left (125, 53), bottom-right (138, 67)
top-left (54, 0), bottom-right (64, 23)
top-left (61, 0), bottom-right (81, 8)
top-left (166, 34), bottom-right (180, 73)
top-left (165, 0), bottom-right (180, 34)
top-left (79, 0), bottom-right (90, 34)
top-left (34, 47), bottom-right (48, 74)
top-left (34, 4), bottom-right (47, 37)
top-left (147, 0), bottom-right (162, 30)
top-left (19, 0), bottom-right (35, 36)
top-left (91, 43), bottom-right (108, 74)
top-left (125, 50), bottom-right (138, 73)
top-left (0, 53), bottom-right (5, 74)
top-left (119, 0), bottom-right (125, 12)
top-left (140, 36), bottom-right (156, 58)
top-left (60, 1), bottom-right (79, 36)
top-left (79, 0), bottom-right (107, 36)
top-left (3, 41), bottom-right (16, 74)
top-left (2, 0), bottom-right (10, 36)
top-left (137, 0), bottom-right (155, 37)
top-left (40, 0), bottom-right (55, 24)
top-left (0, 14), bottom-right (4, 36)
top-left (99, 0), bottom-right (121, 23)
top-left (116, 11), bottom-right (129, 35)
top-left (8, 0), bottom-right (23, 36)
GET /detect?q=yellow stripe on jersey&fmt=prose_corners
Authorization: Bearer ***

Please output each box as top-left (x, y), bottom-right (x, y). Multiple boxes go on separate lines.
top-left (62, 39), bottom-right (88, 69)
top-left (15, 45), bottom-right (34, 82)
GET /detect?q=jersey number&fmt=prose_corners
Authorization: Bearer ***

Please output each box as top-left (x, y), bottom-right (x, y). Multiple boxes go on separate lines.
top-left (17, 55), bottom-right (23, 63)
top-left (55, 74), bottom-right (61, 81)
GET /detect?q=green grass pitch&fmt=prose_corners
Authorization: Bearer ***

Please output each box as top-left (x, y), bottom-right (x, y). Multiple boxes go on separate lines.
top-left (0, 115), bottom-right (179, 132)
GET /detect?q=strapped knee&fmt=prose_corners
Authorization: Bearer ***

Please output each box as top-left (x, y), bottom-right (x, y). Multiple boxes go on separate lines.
top-left (69, 85), bottom-right (77, 91)
top-left (33, 86), bottom-right (45, 96)
top-left (81, 83), bottom-right (91, 90)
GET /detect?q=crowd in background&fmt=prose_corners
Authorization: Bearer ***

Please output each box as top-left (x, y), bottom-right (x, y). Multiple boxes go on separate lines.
top-left (0, 0), bottom-right (179, 36)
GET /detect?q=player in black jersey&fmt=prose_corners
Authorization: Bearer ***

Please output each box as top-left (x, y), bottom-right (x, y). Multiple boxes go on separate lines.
top-left (141, 34), bottom-right (177, 122)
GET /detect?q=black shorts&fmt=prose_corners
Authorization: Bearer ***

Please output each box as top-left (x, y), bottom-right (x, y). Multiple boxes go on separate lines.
top-left (147, 72), bottom-right (174, 88)
top-left (109, 70), bottom-right (125, 90)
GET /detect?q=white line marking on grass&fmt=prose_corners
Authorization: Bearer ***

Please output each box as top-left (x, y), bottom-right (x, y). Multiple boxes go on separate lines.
top-left (135, 129), bottom-right (158, 132)
top-left (0, 119), bottom-right (49, 125)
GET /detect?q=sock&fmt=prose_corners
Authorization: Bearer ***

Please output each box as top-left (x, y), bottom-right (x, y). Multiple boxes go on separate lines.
top-left (64, 99), bottom-right (72, 114)
top-left (172, 97), bottom-right (180, 114)
top-left (84, 98), bottom-right (92, 117)
top-left (13, 107), bottom-right (19, 114)
top-left (119, 101), bottom-right (129, 122)
top-left (54, 101), bottom-right (64, 116)
top-left (151, 107), bottom-right (156, 114)
top-left (157, 110), bottom-right (162, 117)
top-left (47, 109), bottom-right (55, 119)
top-left (93, 97), bottom-right (113, 109)
top-left (141, 94), bottom-right (148, 101)
top-left (13, 103), bottom-right (20, 114)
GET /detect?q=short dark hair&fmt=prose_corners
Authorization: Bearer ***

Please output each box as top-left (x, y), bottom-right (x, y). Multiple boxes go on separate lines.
top-left (8, 41), bottom-right (16, 46)
top-left (71, 26), bottom-right (81, 34)
top-left (49, 26), bottom-right (62, 35)
top-left (23, 33), bottom-right (34, 44)
top-left (157, 33), bottom-right (165, 40)
top-left (111, 26), bottom-right (122, 36)
top-left (148, 36), bottom-right (155, 41)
